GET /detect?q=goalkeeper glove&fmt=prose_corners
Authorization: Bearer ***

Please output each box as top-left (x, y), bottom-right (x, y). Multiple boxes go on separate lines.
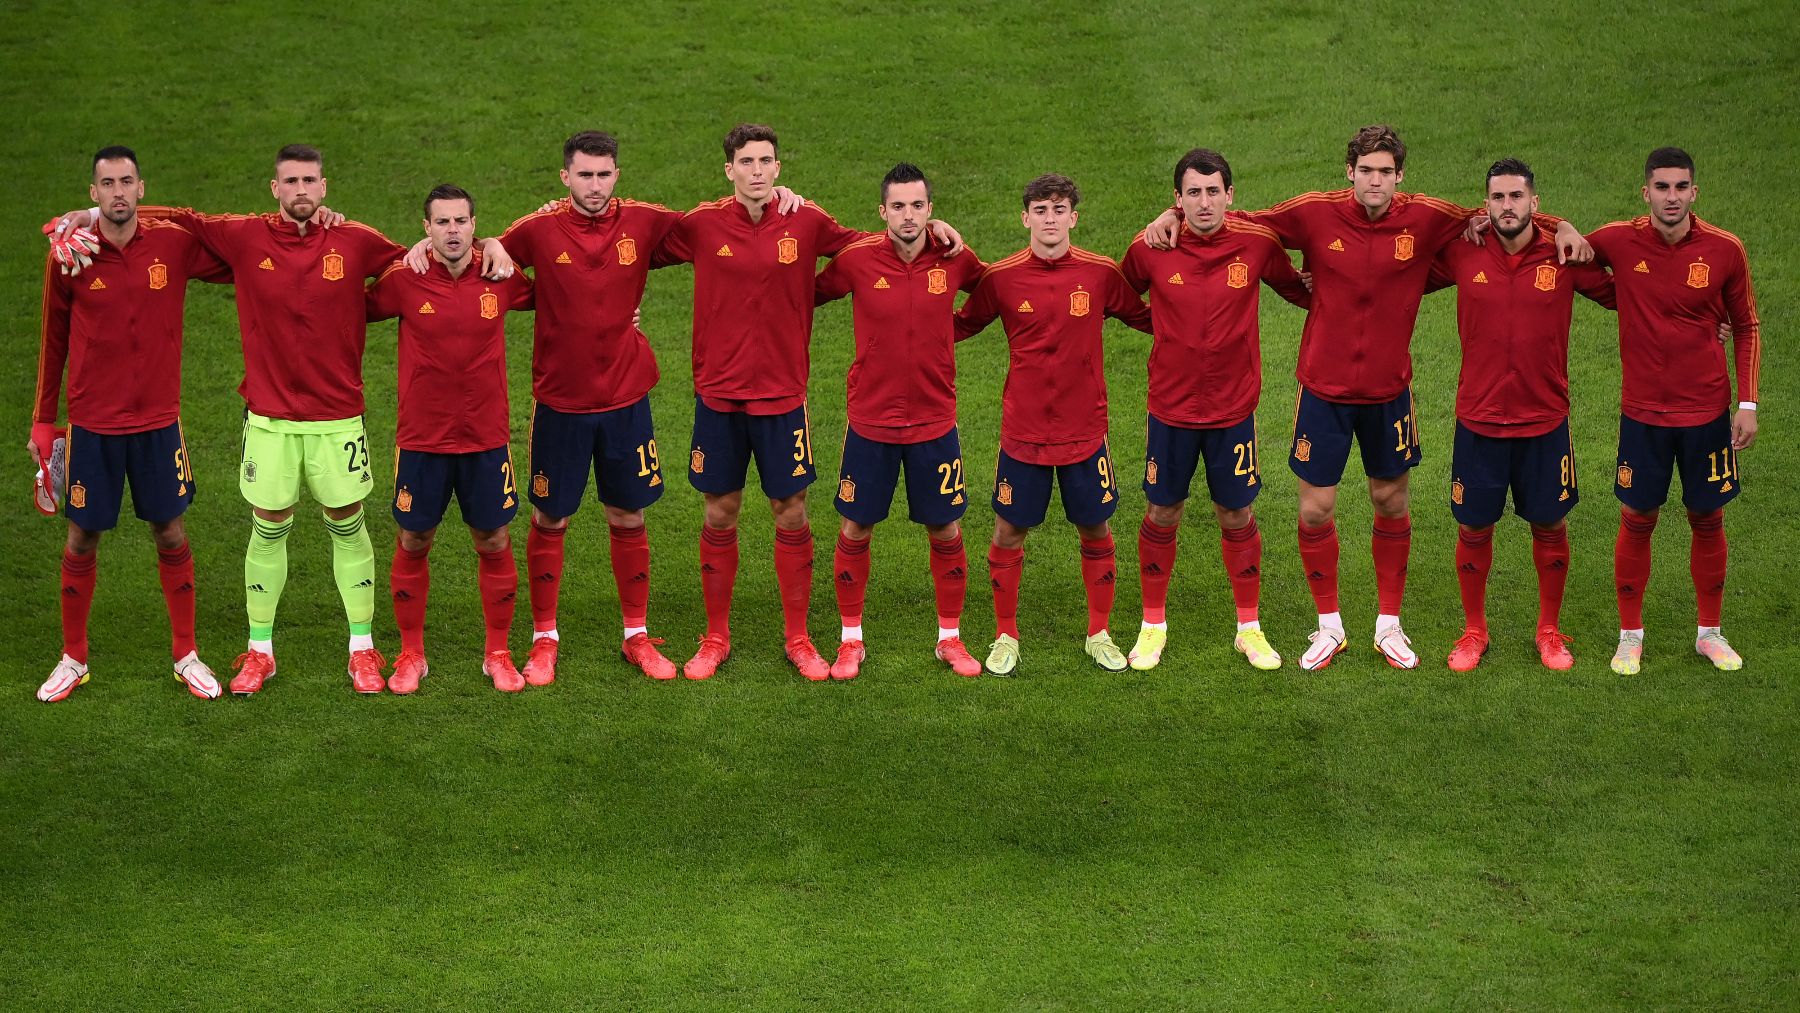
top-left (29, 422), bottom-right (68, 515)
top-left (43, 216), bottom-right (100, 276)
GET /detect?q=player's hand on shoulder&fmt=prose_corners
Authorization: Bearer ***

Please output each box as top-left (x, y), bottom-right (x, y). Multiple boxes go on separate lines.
top-left (927, 219), bottom-right (965, 257)
top-left (1553, 221), bottom-right (1593, 264)
top-left (1462, 214), bottom-right (1490, 246)
top-left (1299, 270), bottom-right (1314, 293)
top-left (1144, 209), bottom-right (1181, 250)
top-left (313, 206), bottom-right (345, 228)
top-left (537, 198), bottom-right (561, 214)
top-left (480, 239), bottom-right (516, 281)
top-left (405, 237), bottom-right (433, 274)
top-left (774, 186), bottom-right (805, 215)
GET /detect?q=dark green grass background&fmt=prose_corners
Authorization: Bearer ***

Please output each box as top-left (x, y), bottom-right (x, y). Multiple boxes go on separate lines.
top-left (3, 2), bottom-right (1795, 1007)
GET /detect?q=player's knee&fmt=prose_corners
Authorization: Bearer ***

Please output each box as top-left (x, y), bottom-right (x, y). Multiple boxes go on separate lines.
top-left (399, 528), bottom-right (435, 553)
top-left (1530, 519), bottom-right (1566, 535)
top-left (1459, 523), bottom-right (1496, 538)
top-left (322, 502), bottom-right (363, 522)
top-left (148, 519), bottom-right (187, 551)
top-left (992, 517), bottom-right (1028, 550)
top-left (1368, 477), bottom-right (1410, 517)
top-left (841, 518), bottom-right (875, 541)
top-left (769, 492), bottom-right (808, 530)
top-left (254, 505), bottom-right (295, 524)
top-left (703, 492), bottom-right (743, 529)
top-left (1214, 504), bottom-right (1251, 530)
top-left (1146, 501), bottom-right (1184, 528)
top-left (924, 521), bottom-right (959, 541)
top-left (1622, 505), bottom-right (1658, 524)
top-left (531, 507), bottom-right (569, 531)
top-left (469, 527), bottom-right (509, 554)
top-left (602, 505), bottom-right (643, 530)
top-left (64, 524), bottom-right (101, 556)
top-left (1076, 521), bottom-right (1112, 541)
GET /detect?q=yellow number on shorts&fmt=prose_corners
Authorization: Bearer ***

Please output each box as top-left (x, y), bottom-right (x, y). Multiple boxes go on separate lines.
top-left (636, 439), bottom-right (660, 477)
top-left (792, 427), bottom-right (812, 463)
top-left (173, 446), bottom-right (193, 483)
top-left (1707, 448), bottom-right (1734, 482)
top-left (1233, 441), bottom-right (1258, 477)
top-left (1392, 413), bottom-right (1416, 456)
top-left (937, 458), bottom-right (966, 495)
top-left (500, 460), bottom-right (517, 496)
top-left (1560, 453), bottom-right (1575, 491)
top-left (1097, 455), bottom-right (1112, 489)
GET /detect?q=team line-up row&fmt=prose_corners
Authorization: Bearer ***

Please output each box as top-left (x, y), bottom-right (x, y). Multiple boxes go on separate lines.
top-left (30, 123), bottom-right (1762, 703)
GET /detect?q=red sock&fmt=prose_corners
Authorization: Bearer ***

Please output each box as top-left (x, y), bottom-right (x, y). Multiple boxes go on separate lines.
top-left (1688, 509), bottom-right (1727, 627)
top-left (1080, 533), bottom-right (1116, 636)
top-left (834, 531), bottom-right (870, 628)
top-left (1615, 509), bottom-right (1656, 629)
top-left (390, 539), bottom-right (430, 655)
top-left (157, 541), bottom-right (197, 660)
top-left (60, 548), bottom-right (97, 664)
top-left (1220, 519), bottom-right (1262, 624)
top-left (773, 524), bottom-right (814, 640)
top-left (477, 546), bottom-right (516, 654)
top-left (1137, 518), bottom-right (1177, 624)
top-left (1455, 526), bottom-right (1493, 633)
top-left (609, 523), bottom-right (650, 629)
top-left (988, 544), bottom-right (1023, 639)
top-left (1531, 524), bottom-right (1570, 628)
top-left (699, 524), bottom-right (738, 639)
top-left (1297, 520), bottom-right (1340, 615)
top-left (928, 532), bottom-right (967, 629)
top-left (525, 520), bottom-right (565, 634)
top-left (1371, 513), bottom-right (1411, 616)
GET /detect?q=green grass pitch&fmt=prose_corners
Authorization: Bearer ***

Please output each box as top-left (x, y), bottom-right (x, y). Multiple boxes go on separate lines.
top-left (2, 2), bottom-right (1796, 1007)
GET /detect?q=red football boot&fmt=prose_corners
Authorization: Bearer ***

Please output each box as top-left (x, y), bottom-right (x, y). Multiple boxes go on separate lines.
top-left (623, 633), bottom-right (677, 680)
top-left (523, 636), bottom-right (558, 686)
top-left (230, 650), bottom-right (277, 696)
top-left (389, 650), bottom-right (429, 695)
top-left (349, 648), bottom-right (387, 694)
top-left (484, 650), bottom-right (525, 693)
top-left (683, 634), bottom-right (731, 680)
top-left (829, 640), bottom-right (865, 681)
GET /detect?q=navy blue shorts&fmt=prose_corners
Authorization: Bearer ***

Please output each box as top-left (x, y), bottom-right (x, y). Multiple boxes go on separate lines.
top-left (992, 442), bottom-right (1120, 529)
top-left (688, 397), bottom-right (817, 499)
top-left (1615, 412), bottom-right (1740, 513)
top-left (527, 397), bottom-right (665, 518)
top-left (1450, 419), bottom-right (1578, 528)
top-left (65, 421), bottom-right (194, 532)
top-left (1289, 387), bottom-right (1420, 486)
top-left (394, 446), bottom-right (520, 532)
top-left (834, 425), bottom-right (967, 527)
top-left (1143, 413), bottom-right (1262, 510)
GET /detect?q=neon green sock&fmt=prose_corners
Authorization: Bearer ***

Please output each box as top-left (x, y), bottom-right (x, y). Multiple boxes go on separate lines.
top-left (245, 515), bottom-right (293, 641)
top-left (324, 508), bottom-right (376, 636)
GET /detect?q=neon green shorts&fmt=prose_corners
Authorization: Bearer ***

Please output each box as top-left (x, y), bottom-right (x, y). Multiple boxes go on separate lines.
top-left (240, 412), bottom-right (373, 510)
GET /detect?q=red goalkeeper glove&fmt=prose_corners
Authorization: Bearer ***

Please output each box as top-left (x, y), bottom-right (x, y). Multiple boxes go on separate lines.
top-left (43, 217), bottom-right (100, 275)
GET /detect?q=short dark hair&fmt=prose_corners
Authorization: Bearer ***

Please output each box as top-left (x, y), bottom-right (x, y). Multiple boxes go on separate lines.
top-left (1346, 124), bottom-right (1406, 170)
top-left (275, 144), bottom-right (323, 169)
top-left (424, 183), bottom-right (474, 219)
top-left (1022, 173), bottom-right (1080, 210)
top-left (1644, 146), bottom-right (1695, 180)
top-left (1486, 157), bottom-right (1535, 192)
top-left (92, 145), bottom-right (138, 175)
top-left (881, 162), bottom-right (932, 202)
top-left (563, 130), bottom-right (619, 168)
top-left (1173, 148), bottom-right (1232, 192)
top-left (724, 123), bottom-right (779, 161)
